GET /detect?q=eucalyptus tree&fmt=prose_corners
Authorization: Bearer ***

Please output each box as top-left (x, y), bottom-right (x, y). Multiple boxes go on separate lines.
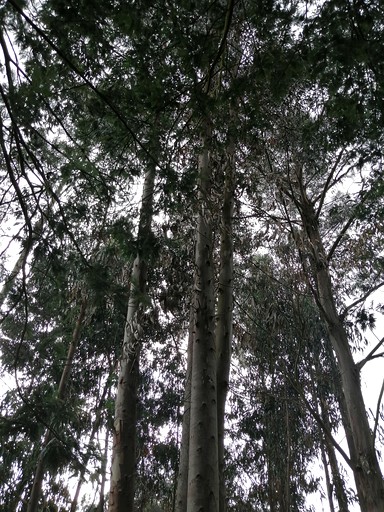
top-left (0, 2), bottom-right (182, 510)
top-left (3, 1), bottom-right (384, 511)
top-left (247, 90), bottom-right (384, 510)
top-left (227, 253), bottom-right (334, 511)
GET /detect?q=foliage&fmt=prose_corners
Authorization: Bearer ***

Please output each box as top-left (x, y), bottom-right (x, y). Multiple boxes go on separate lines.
top-left (0, 0), bottom-right (384, 510)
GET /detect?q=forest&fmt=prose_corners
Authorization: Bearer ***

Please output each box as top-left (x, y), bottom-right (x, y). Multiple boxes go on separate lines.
top-left (0, 0), bottom-right (384, 511)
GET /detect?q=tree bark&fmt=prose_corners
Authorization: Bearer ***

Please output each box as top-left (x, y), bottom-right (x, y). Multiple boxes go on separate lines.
top-left (320, 397), bottom-right (349, 512)
top-left (175, 308), bottom-right (194, 512)
top-left (108, 166), bottom-right (155, 512)
top-left (215, 137), bottom-right (235, 512)
top-left (187, 123), bottom-right (219, 512)
top-left (97, 427), bottom-right (110, 512)
top-left (320, 436), bottom-right (336, 512)
top-left (299, 194), bottom-right (384, 512)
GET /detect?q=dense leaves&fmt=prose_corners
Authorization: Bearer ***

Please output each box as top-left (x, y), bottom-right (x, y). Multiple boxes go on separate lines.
top-left (1, 0), bottom-right (384, 511)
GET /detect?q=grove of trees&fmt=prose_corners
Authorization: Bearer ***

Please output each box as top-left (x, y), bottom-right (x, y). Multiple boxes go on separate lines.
top-left (1, 0), bottom-right (384, 511)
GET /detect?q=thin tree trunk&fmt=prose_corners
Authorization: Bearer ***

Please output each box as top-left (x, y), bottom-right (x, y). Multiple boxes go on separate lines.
top-left (27, 297), bottom-right (87, 512)
top-left (284, 387), bottom-right (291, 511)
top-left (320, 436), bottom-right (336, 512)
top-left (108, 166), bottom-right (155, 512)
top-left (70, 374), bottom-right (110, 511)
top-left (0, 183), bottom-right (64, 311)
top-left (326, 338), bottom-right (359, 511)
top-left (175, 307), bottom-right (194, 512)
top-left (299, 195), bottom-right (384, 512)
top-left (216, 136), bottom-right (235, 512)
top-left (97, 428), bottom-right (110, 512)
top-left (320, 397), bottom-right (350, 512)
top-left (187, 123), bottom-right (219, 512)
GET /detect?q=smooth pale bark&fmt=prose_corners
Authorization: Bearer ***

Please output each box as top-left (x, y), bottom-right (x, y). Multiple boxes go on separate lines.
top-left (175, 308), bottom-right (194, 512)
top-left (187, 126), bottom-right (219, 512)
top-left (27, 298), bottom-right (87, 512)
top-left (299, 195), bottom-right (384, 512)
top-left (215, 138), bottom-right (234, 512)
top-left (108, 167), bottom-right (155, 512)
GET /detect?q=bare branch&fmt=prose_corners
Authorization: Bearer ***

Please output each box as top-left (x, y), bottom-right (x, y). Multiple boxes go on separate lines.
top-left (356, 336), bottom-right (384, 371)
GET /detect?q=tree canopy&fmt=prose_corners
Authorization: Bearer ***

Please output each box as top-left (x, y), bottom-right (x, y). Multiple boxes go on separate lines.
top-left (1, 1), bottom-right (384, 511)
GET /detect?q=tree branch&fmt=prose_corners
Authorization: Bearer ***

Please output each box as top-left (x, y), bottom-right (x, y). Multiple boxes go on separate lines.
top-left (341, 280), bottom-right (384, 320)
top-left (356, 336), bottom-right (384, 371)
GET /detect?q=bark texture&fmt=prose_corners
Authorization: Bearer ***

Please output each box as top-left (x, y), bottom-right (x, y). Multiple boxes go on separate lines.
top-left (187, 126), bottom-right (220, 512)
top-left (215, 138), bottom-right (234, 512)
top-left (108, 167), bottom-right (155, 512)
top-left (175, 309), bottom-right (194, 512)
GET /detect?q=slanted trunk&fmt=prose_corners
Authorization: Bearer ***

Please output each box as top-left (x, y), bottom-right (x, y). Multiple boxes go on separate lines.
top-left (0, 183), bottom-right (64, 311)
top-left (319, 437), bottom-right (336, 512)
top-left (187, 124), bottom-right (219, 512)
top-left (27, 297), bottom-right (87, 512)
top-left (108, 167), bottom-right (155, 512)
top-left (216, 137), bottom-right (235, 512)
top-left (320, 397), bottom-right (350, 512)
top-left (299, 196), bottom-right (384, 512)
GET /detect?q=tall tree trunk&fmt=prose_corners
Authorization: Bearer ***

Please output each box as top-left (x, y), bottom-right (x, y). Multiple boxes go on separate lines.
top-left (187, 123), bottom-right (219, 512)
top-left (299, 195), bottom-right (384, 512)
top-left (27, 297), bottom-right (87, 512)
top-left (108, 166), bottom-right (155, 512)
top-left (175, 308), bottom-right (194, 512)
top-left (326, 337), bottom-right (362, 510)
top-left (216, 136), bottom-right (235, 512)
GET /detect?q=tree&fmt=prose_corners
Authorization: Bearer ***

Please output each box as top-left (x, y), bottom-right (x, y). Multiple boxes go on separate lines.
top-left (109, 164), bottom-right (156, 512)
top-left (250, 95), bottom-right (384, 510)
top-left (1, 0), bottom-right (384, 510)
